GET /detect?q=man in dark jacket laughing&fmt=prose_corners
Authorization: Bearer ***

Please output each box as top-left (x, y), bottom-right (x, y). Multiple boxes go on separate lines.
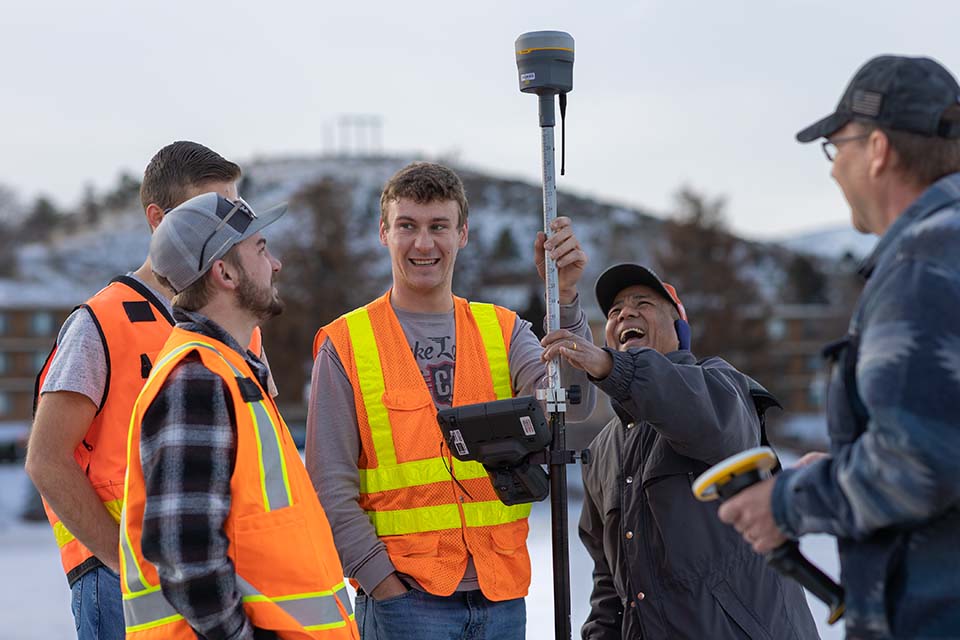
top-left (540, 263), bottom-right (818, 640)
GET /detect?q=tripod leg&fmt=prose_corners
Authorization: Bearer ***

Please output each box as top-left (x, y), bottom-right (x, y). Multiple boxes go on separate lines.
top-left (549, 412), bottom-right (572, 640)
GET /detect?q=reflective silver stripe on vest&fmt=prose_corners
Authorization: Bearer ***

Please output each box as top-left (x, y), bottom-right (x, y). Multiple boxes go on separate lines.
top-left (121, 340), bottom-right (293, 607)
top-left (121, 577), bottom-right (351, 632)
top-left (122, 586), bottom-right (181, 631)
top-left (246, 399), bottom-right (292, 511)
top-left (119, 509), bottom-right (146, 594)
top-left (156, 341), bottom-right (292, 511)
top-left (334, 584), bottom-right (354, 617)
top-left (236, 576), bottom-right (353, 628)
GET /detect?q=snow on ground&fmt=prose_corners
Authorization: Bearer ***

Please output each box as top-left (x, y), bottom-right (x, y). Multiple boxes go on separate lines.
top-left (0, 457), bottom-right (844, 639)
top-left (0, 464), bottom-right (74, 639)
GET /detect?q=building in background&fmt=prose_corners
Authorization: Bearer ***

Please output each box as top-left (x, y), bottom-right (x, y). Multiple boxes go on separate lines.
top-left (744, 302), bottom-right (854, 448)
top-left (0, 279), bottom-right (78, 461)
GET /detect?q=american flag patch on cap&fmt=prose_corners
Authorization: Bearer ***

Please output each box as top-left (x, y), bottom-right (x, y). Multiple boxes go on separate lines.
top-left (852, 89), bottom-right (883, 116)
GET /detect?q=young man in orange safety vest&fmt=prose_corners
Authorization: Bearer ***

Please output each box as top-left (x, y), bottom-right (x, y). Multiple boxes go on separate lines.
top-left (27, 141), bottom-right (274, 640)
top-left (306, 161), bottom-right (595, 639)
top-left (120, 191), bottom-right (358, 639)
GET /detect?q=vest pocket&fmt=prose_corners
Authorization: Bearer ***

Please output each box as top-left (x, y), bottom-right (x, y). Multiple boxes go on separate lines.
top-left (710, 579), bottom-right (773, 640)
top-left (381, 390), bottom-right (437, 460)
top-left (234, 505), bottom-right (326, 587)
top-left (821, 333), bottom-right (866, 445)
top-left (382, 532), bottom-right (441, 559)
top-left (491, 520), bottom-right (529, 555)
top-left (381, 389), bottom-right (433, 411)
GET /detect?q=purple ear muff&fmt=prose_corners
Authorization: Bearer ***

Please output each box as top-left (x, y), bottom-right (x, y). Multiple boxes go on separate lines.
top-left (674, 319), bottom-right (691, 351)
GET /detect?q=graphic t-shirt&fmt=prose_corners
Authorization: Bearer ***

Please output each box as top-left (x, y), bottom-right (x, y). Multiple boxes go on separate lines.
top-left (392, 307), bottom-right (480, 590)
top-left (395, 307), bottom-right (458, 408)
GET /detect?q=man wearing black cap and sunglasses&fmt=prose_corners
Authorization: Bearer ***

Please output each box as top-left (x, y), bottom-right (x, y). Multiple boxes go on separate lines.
top-left (542, 264), bottom-right (816, 640)
top-left (718, 55), bottom-right (960, 638)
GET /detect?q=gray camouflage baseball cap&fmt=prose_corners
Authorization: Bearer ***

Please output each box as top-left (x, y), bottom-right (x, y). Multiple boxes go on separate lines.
top-left (797, 55), bottom-right (960, 142)
top-left (150, 192), bottom-right (286, 293)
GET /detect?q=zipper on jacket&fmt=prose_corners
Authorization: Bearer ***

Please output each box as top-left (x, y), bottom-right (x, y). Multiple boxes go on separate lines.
top-left (139, 353), bottom-right (152, 379)
top-left (82, 438), bottom-right (94, 474)
top-left (632, 424), bottom-right (656, 638)
top-left (637, 426), bottom-right (670, 636)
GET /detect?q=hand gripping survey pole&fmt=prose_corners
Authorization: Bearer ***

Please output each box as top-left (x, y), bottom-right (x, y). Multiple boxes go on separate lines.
top-left (515, 30), bottom-right (576, 640)
top-left (692, 447), bottom-right (846, 625)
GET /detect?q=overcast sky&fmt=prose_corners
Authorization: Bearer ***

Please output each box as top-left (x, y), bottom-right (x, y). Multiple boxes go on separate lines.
top-left (3, 0), bottom-right (958, 239)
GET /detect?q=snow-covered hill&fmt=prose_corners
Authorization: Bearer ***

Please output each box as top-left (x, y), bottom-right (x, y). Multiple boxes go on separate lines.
top-left (777, 225), bottom-right (877, 261)
top-left (7, 153), bottom-right (829, 318)
top-left (8, 154), bottom-right (671, 317)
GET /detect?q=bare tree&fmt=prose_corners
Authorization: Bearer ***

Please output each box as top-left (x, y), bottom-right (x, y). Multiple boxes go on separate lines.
top-left (80, 183), bottom-right (101, 226)
top-left (261, 178), bottom-right (381, 404)
top-left (0, 183), bottom-right (22, 223)
top-left (102, 172), bottom-right (141, 210)
top-left (656, 187), bottom-right (769, 372)
top-left (0, 184), bottom-right (24, 275)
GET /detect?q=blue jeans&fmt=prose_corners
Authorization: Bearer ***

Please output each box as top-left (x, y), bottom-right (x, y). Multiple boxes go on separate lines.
top-left (70, 566), bottom-right (125, 640)
top-left (355, 589), bottom-right (525, 640)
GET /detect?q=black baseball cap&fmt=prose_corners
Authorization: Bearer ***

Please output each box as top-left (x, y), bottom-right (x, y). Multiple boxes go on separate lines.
top-left (595, 263), bottom-right (687, 321)
top-left (796, 55), bottom-right (960, 142)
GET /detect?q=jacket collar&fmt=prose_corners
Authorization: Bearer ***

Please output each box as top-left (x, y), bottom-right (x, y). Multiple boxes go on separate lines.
top-left (172, 308), bottom-right (271, 390)
top-left (858, 172), bottom-right (960, 280)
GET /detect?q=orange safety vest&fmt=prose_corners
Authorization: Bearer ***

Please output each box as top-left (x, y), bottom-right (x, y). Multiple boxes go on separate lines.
top-left (120, 328), bottom-right (358, 639)
top-left (34, 276), bottom-right (174, 584)
top-left (314, 291), bottom-right (532, 601)
top-left (33, 276), bottom-right (266, 585)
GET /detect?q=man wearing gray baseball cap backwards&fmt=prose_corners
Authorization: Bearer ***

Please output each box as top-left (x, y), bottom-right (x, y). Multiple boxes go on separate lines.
top-left (117, 193), bottom-right (360, 639)
top-left (718, 54), bottom-right (960, 638)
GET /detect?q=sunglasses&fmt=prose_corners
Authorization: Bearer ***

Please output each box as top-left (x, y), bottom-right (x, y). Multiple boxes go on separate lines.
top-left (164, 196), bottom-right (258, 273)
top-left (200, 196), bottom-right (257, 267)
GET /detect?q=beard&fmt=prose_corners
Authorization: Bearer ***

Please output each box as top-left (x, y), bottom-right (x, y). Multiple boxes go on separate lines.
top-left (235, 264), bottom-right (284, 322)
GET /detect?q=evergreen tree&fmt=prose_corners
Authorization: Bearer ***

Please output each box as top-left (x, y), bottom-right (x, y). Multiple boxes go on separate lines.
top-left (785, 254), bottom-right (828, 304)
top-left (80, 183), bottom-right (101, 226)
top-left (0, 220), bottom-right (15, 276)
top-left (519, 289), bottom-right (546, 341)
top-left (20, 196), bottom-right (62, 243)
top-left (491, 227), bottom-right (520, 262)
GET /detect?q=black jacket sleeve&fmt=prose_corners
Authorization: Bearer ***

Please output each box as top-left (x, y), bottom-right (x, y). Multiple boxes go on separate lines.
top-left (594, 348), bottom-right (759, 465)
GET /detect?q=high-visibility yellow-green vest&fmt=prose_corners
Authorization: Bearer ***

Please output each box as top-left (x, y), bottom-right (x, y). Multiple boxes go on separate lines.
top-left (315, 292), bottom-right (532, 601)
